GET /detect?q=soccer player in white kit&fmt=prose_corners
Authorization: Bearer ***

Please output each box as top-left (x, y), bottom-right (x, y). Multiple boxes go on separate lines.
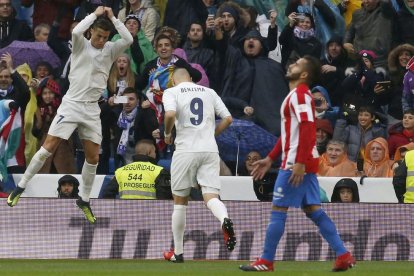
top-left (162, 68), bottom-right (236, 262)
top-left (7, 6), bottom-right (133, 224)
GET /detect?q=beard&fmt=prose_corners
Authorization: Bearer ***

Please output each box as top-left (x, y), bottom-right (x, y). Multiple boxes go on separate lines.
top-left (285, 70), bottom-right (301, 81)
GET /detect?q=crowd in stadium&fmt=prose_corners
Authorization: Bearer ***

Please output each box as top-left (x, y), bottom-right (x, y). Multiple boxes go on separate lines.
top-left (0, 0), bottom-right (414, 200)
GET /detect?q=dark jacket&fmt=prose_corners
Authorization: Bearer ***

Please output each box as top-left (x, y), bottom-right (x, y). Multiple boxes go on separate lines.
top-left (279, 24), bottom-right (322, 70)
top-left (0, 18), bottom-right (33, 48)
top-left (331, 178), bottom-right (360, 202)
top-left (333, 118), bottom-right (387, 162)
top-left (392, 159), bottom-right (406, 203)
top-left (394, 0), bottom-right (414, 45)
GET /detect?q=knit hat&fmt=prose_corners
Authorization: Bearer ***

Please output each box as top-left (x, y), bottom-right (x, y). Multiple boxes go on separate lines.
top-left (125, 14), bottom-right (141, 30)
top-left (243, 29), bottom-right (264, 43)
top-left (36, 77), bottom-right (61, 96)
top-left (359, 50), bottom-right (377, 62)
top-left (315, 119), bottom-right (333, 136)
top-left (221, 6), bottom-right (239, 23)
top-left (406, 56), bottom-right (414, 71)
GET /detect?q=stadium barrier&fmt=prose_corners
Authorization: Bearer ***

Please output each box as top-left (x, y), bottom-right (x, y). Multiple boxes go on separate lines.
top-left (4, 175), bottom-right (399, 202)
top-left (0, 199), bottom-right (411, 260)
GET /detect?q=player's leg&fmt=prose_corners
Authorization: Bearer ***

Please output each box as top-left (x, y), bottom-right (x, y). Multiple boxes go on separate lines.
top-left (302, 174), bottom-right (355, 271)
top-left (164, 193), bottom-right (189, 263)
top-left (76, 139), bottom-right (100, 224)
top-left (197, 152), bottom-right (236, 251)
top-left (7, 134), bottom-right (61, 207)
top-left (240, 169), bottom-right (300, 272)
top-left (202, 192), bottom-right (236, 251)
top-left (163, 152), bottom-right (193, 263)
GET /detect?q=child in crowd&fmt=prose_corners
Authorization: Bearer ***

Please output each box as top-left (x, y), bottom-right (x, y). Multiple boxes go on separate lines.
top-left (331, 178), bottom-right (360, 203)
top-left (32, 78), bottom-right (76, 174)
top-left (333, 105), bottom-right (387, 163)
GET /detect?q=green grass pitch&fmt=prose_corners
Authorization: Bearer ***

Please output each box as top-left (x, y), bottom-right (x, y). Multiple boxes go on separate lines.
top-left (0, 260), bottom-right (414, 275)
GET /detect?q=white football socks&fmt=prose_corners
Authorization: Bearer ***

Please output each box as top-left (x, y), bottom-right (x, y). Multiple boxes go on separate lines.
top-left (18, 147), bottom-right (52, 189)
top-left (206, 198), bottom-right (229, 225)
top-left (80, 161), bottom-right (98, 202)
top-left (172, 204), bottom-right (187, 255)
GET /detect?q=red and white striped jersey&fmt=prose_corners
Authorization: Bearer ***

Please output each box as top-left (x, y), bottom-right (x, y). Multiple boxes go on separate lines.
top-left (279, 83), bottom-right (319, 173)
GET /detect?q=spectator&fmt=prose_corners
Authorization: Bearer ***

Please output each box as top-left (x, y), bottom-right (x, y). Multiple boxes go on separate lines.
top-left (218, 29), bottom-right (288, 136)
top-left (214, 2), bottom-right (248, 50)
top-left (102, 139), bottom-right (167, 199)
top-left (163, 0), bottom-right (208, 46)
top-left (392, 144), bottom-right (414, 203)
top-left (57, 174), bottom-right (80, 198)
top-left (0, 0), bottom-right (33, 48)
top-left (320, 36), bottom-right (354, 107)
top-left (341, 50), bottom-right (387, 115)
top-left (387, 109), bottom-right (414, 159)
top-left (238, 150), bottom-right (276, 202)
top-left (32, 77), bottom-right (76, 174)
top-left (75, 0), bottom-right (121, 22)
top-left (182, 21), bottom-right (215, 85)
top-left (118, 0), bottom-right (160, 42)
top-left (115, 87), bottom-right (141, 166)
top-left (311, 85), bottom-right (340, 127)
top-left (402, 56), bottom-right (414, 112)
top-left (279, 12), bottom-right (322, 70)
top-left (387, 44), bottom-right (414, 123)
top-left (136, 33), bottom-right (201, 158)
top-left (333, 105), bottom-right (387, 162)
top-left (344, 0), bottom-right (395, 68)
top-left (330, 178), bottom-right (360, 203)
top-left (33, 23), bottom-right (50, 42)
top-left (318, 139), bottom-right (358, 177)
top-left (15, 63), bottom-right (37, 164)
top-left (173, 48), bottom-right (209, 87)
top-left (315, 119), bottom-right (333, 155)
top-left (394, 0), bottom-right (414, 45)
top-left (21, 0), bottom-right (79, 41)
top-left (0, 53), bottom-right (30, 172)
top-left (111, 14), bottom-right (157, 75)
top-left (363, 137), bottom-right (393, 177)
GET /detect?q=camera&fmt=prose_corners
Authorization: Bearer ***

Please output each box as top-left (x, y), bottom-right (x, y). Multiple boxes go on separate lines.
top-left (295, 13), bottom-right (306, 20)
top-left (314, 98), bottom-right (323, 107)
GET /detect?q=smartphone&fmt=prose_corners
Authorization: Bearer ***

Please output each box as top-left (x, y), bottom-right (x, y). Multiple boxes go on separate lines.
top-left (295, 13), bottom-right (306, 20)
top-left (376, 81), bottom-right (392, 90)
top-left (114, 95), bottom-right (128, 104)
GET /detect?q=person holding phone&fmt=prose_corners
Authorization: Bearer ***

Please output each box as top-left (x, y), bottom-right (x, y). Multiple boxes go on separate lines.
top-left (279, 12), bottom-right (322, 70)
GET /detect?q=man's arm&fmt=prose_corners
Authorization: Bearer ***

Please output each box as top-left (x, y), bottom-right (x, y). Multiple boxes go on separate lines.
top-left (215, 115), bottom-right (232, 136)
top-left (164, 110), bottom-right (176, 145)
top-left (107, 7), bottom-right (133, 58)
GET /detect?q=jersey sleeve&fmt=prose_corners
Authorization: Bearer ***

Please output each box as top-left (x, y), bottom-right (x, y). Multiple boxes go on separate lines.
top-left (213, 90), bottom-right (231, 119)
top-left (163, 89), bottom-right (177, 112)
top-left (290, 84), bottom-right (314, 123)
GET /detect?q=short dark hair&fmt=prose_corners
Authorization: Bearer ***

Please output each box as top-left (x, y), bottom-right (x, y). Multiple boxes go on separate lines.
top-left (302, 55), bottom-right (321, 86)
top-left (154, 33), bottom-right (174, 48)
top-left (91, 17), bottom-right (113, 32)
top-left (123, 86), bottom-right (138, 97)
top-left (404, 109), bottom-right (414, 116)
top-left (358, 105), bottom-right (376, 117)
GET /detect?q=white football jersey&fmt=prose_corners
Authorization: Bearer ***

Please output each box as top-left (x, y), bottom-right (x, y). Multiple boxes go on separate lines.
top-left (163, 82), bottom-right (231, 152)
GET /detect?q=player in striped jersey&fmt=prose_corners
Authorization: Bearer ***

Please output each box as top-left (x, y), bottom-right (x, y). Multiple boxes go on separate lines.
top-left (239, 56), bottom-right (355, 272)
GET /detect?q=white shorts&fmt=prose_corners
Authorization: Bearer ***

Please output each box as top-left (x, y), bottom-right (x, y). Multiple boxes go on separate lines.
top-left (171, 152), bottom-right (221, 197)
top-left (48, 98), bottom-right (102, 145)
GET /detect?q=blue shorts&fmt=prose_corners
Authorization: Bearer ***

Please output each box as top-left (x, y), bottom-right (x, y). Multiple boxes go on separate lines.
top-left (272, 169), bottom-right (321, 208)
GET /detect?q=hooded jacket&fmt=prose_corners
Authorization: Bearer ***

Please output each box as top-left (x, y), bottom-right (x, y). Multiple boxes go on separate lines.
top-left (363, 137), bottom-right (393, 177)
top-left (331, 178), bottom-right (360, 202)
top-left (318, 151), bottom-right (357, 177)
top-left (386, 44), bottom-right (414, 119)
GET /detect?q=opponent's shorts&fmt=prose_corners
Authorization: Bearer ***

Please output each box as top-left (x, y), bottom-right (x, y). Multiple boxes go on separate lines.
top-left (272, 169), bottom-right (321, 208)
top-left (171, 152), bottom-right (220, 197)
top-left (48, 98), bottom-right (102, 145)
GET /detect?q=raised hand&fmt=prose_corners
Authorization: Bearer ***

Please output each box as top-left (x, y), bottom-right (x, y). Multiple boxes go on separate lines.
top-left (104, 7), bottom-right (114, 19)
top-left (94, 6), bottom-right (105, 17)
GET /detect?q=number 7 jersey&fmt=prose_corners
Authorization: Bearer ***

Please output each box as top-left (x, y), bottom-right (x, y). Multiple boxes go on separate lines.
top-left (163, 82), bottom-right (231, 152)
